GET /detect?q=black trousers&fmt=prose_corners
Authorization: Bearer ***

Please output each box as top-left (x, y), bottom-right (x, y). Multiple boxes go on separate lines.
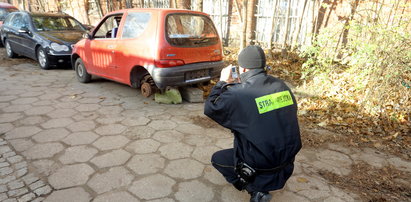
top-left (212, 148), bottom-right (258, 192)
top-left (211, 149), bottom-right (238, 183)
top-left (212, 149), bottom-right (294, 193)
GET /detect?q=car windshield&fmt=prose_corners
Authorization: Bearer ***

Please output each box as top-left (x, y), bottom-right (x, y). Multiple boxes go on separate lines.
top-left (32, 16), bottom-right (85, 31)
top-left (166, 14), bottom-right (219, 47)
top-left (0, 8), bottom-right (18, 21)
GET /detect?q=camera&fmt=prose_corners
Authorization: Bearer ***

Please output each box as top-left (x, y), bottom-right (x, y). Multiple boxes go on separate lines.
top-left (234, 162), bottom-right (256, 190)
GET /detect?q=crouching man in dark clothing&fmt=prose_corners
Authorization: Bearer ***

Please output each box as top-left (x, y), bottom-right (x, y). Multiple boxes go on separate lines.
top-left (204, 45), bottom-right (302, 202)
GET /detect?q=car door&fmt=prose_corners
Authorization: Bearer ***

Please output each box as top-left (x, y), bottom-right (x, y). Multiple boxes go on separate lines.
top-left (17, 13), bottom-right (37, 58)
top-left (116, 11), bottom-right (152, 84)
top-left (86, 13), bottom-right (123, 79)
top-left (4, 13), bottom-right (24, 55)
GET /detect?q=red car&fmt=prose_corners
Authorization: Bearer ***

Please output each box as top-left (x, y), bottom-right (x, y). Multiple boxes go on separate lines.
top-left (72, 8), bottom-right (224, 97)
top-left (0, 2), bottom-right (18, 46)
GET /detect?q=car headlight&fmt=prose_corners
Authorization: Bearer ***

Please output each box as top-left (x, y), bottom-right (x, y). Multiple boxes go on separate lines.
top-left (50, 43), bottom-right (69, 52)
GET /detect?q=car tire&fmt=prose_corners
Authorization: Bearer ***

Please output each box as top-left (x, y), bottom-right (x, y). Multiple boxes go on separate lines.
top-left (75, 58), bottom-right (91, 83)
top-left (37, 47), bottom-right (50, 70)
top-left (5, 40), bottom-right (16, 58)
top-left (141, 82), bottom-right (154, 97)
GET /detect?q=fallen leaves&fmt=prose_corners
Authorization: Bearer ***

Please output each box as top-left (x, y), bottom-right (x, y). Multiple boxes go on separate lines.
top-left (211, 48), bottom-right (410, 160)
top-left (296, 177), bottom-right (309, 183)
top-left (319, 162), bottom-right (411, 202)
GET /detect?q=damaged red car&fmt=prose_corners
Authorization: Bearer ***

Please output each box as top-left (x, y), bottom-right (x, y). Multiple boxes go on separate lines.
top-left (72, 8), bottom-right (224, 97)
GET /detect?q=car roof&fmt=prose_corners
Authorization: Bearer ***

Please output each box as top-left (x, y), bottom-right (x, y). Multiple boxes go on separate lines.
top-left (30, 12), bottom-right (72, 17)
top-left (0, 2), bottom-right (18, 9)
top-left (108, 8), bottom-right (209, 16)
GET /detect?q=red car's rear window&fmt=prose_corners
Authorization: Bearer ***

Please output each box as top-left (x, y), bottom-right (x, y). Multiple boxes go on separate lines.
top-left (165, 14), bottom-right (219, 47)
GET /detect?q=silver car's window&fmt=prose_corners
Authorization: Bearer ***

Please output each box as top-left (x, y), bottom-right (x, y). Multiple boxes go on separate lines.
top-left (32, 16), bottom-right (84, 31)
top-left (10, 14), bottom-right (27, 30)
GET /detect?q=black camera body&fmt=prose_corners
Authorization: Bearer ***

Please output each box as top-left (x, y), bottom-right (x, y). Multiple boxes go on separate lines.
top-left (234, 162), bottom-right (256, 191)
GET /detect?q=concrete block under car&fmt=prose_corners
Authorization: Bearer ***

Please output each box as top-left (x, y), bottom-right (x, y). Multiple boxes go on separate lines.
top-left (180, 87), bottom-right (204, 103)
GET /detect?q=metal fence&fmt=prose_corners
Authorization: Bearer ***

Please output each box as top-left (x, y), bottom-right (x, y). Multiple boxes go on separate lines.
top-left (202, 0), bottom-right (230, 44)
top-left (255, 0), bottom-right (314, 48)
top-left (140, 0), bottom-right (170, 8)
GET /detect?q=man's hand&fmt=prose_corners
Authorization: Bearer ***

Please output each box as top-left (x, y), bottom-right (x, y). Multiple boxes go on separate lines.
top-left (220, 65), bottom-right (238, 83)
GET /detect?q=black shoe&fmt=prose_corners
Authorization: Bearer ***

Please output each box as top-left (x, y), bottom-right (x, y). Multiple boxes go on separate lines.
top-left (249, 192), bottom-right (272, 202)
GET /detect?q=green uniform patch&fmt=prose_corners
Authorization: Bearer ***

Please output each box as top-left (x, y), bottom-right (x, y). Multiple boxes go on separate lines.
top-left (255, 90), bottom-right (294, 114)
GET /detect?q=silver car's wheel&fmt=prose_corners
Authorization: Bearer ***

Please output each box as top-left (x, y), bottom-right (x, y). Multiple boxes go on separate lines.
top-left (77, 62), bottom-right (85, 77)
top-left (75, 58), bottom-right (91, 83)
top-left (5, 40), bottom-right (16, 58)
top-left (37, 48), bottom-right (50, 70)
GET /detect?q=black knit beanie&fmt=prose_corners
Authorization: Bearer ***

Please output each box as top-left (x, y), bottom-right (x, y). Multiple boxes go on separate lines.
top-left (238, 45), bottom-right (266, 69)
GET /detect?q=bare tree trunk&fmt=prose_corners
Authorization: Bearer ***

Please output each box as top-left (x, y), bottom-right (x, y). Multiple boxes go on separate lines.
top-left (397, 0), bottom-right (407, 26)
top-left (310, 0), bottom-right (316, 43)
top-left (292, 0), bottom-right (308, 49)
top-left (388, 0), bottom-right (401, 26)
top-left (281, 0), bottom-right (291, 56)
top-left (313, 0), bottom-right (326, 36)
top-left (233, 0), bottom-right (242, 23)
top-left (81, 0), bottom-right (91, 25)
top-left (20, 0), bottom-right (26, 10)
top-left (245, 0), bottom-right (256, 45)
top-left (95, 0), bottom-right (104, 18)
top-left (267, 0), bottom-right (279, 58)
top-left (224, 0), bottom-right (233, 46)
top-left (219, 0), bottom-right (223, 40)
top-left (341, 0), bottom-right (359, 49)
top-left (126, 0), bottom-right (133, 8)
top-left (376, 0), bottom-right (386, 23)
top-left (55, 0), bottom-right (61, 12)
top-left (195, 0), bottom-right (203, 11)
top-left (27, 0), bottom-right (31, 12)
top-left (36, 0), bottom-right (44, 11)
top-left (240, 0), bottom-right (248, 50)
top-left (107, 0), bottom-right (114, 12)
top-left (176, 0), bottom-right (190, 9)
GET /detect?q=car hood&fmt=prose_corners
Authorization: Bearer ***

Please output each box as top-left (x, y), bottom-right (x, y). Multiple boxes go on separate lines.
top-left (37, 30), bottom-right (85, 44)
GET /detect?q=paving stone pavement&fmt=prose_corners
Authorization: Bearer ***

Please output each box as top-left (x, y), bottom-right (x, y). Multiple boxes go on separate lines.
top-left (0, 63), bottom-right (410, 202)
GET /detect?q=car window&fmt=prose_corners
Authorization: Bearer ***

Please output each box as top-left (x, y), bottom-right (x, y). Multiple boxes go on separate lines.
top-left (10, 13), bottom-right (27, 30)
top-left (3, 13), bottom-right (14, 26)
top-left (166, 14), bottom-right (219, 47)
top-left (32, 16), bottom-right (85, 31)
top-left (94, 14), bottom-right (123, 39)
top-left (122, 12), bottom-right (151, 39)
top-left (0, 8), bottom-right (18, 21)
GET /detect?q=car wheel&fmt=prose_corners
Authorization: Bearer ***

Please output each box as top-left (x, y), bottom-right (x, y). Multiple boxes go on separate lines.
top-left (37, 47), bottom-right (50, 70)
top-left (141, 82), bottom-right (155, 97)
top-left (5, 40), bottom-right (16, 58)
top-left (75, 58), bottom-right (91, 83)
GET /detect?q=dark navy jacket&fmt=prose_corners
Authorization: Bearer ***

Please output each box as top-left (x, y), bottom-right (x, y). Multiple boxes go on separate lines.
top-left (204, 69), bottom-right (302, 191)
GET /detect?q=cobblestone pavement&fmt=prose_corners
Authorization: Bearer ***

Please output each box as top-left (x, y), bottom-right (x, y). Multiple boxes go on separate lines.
top-left (0, 63), bottom-right (410, 202)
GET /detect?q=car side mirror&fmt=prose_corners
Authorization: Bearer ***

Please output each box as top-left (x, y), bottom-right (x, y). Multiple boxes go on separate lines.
top-left (83, 32), bottom-right (92, 39)
top-left (18, 27), bottom-right (29, 34)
